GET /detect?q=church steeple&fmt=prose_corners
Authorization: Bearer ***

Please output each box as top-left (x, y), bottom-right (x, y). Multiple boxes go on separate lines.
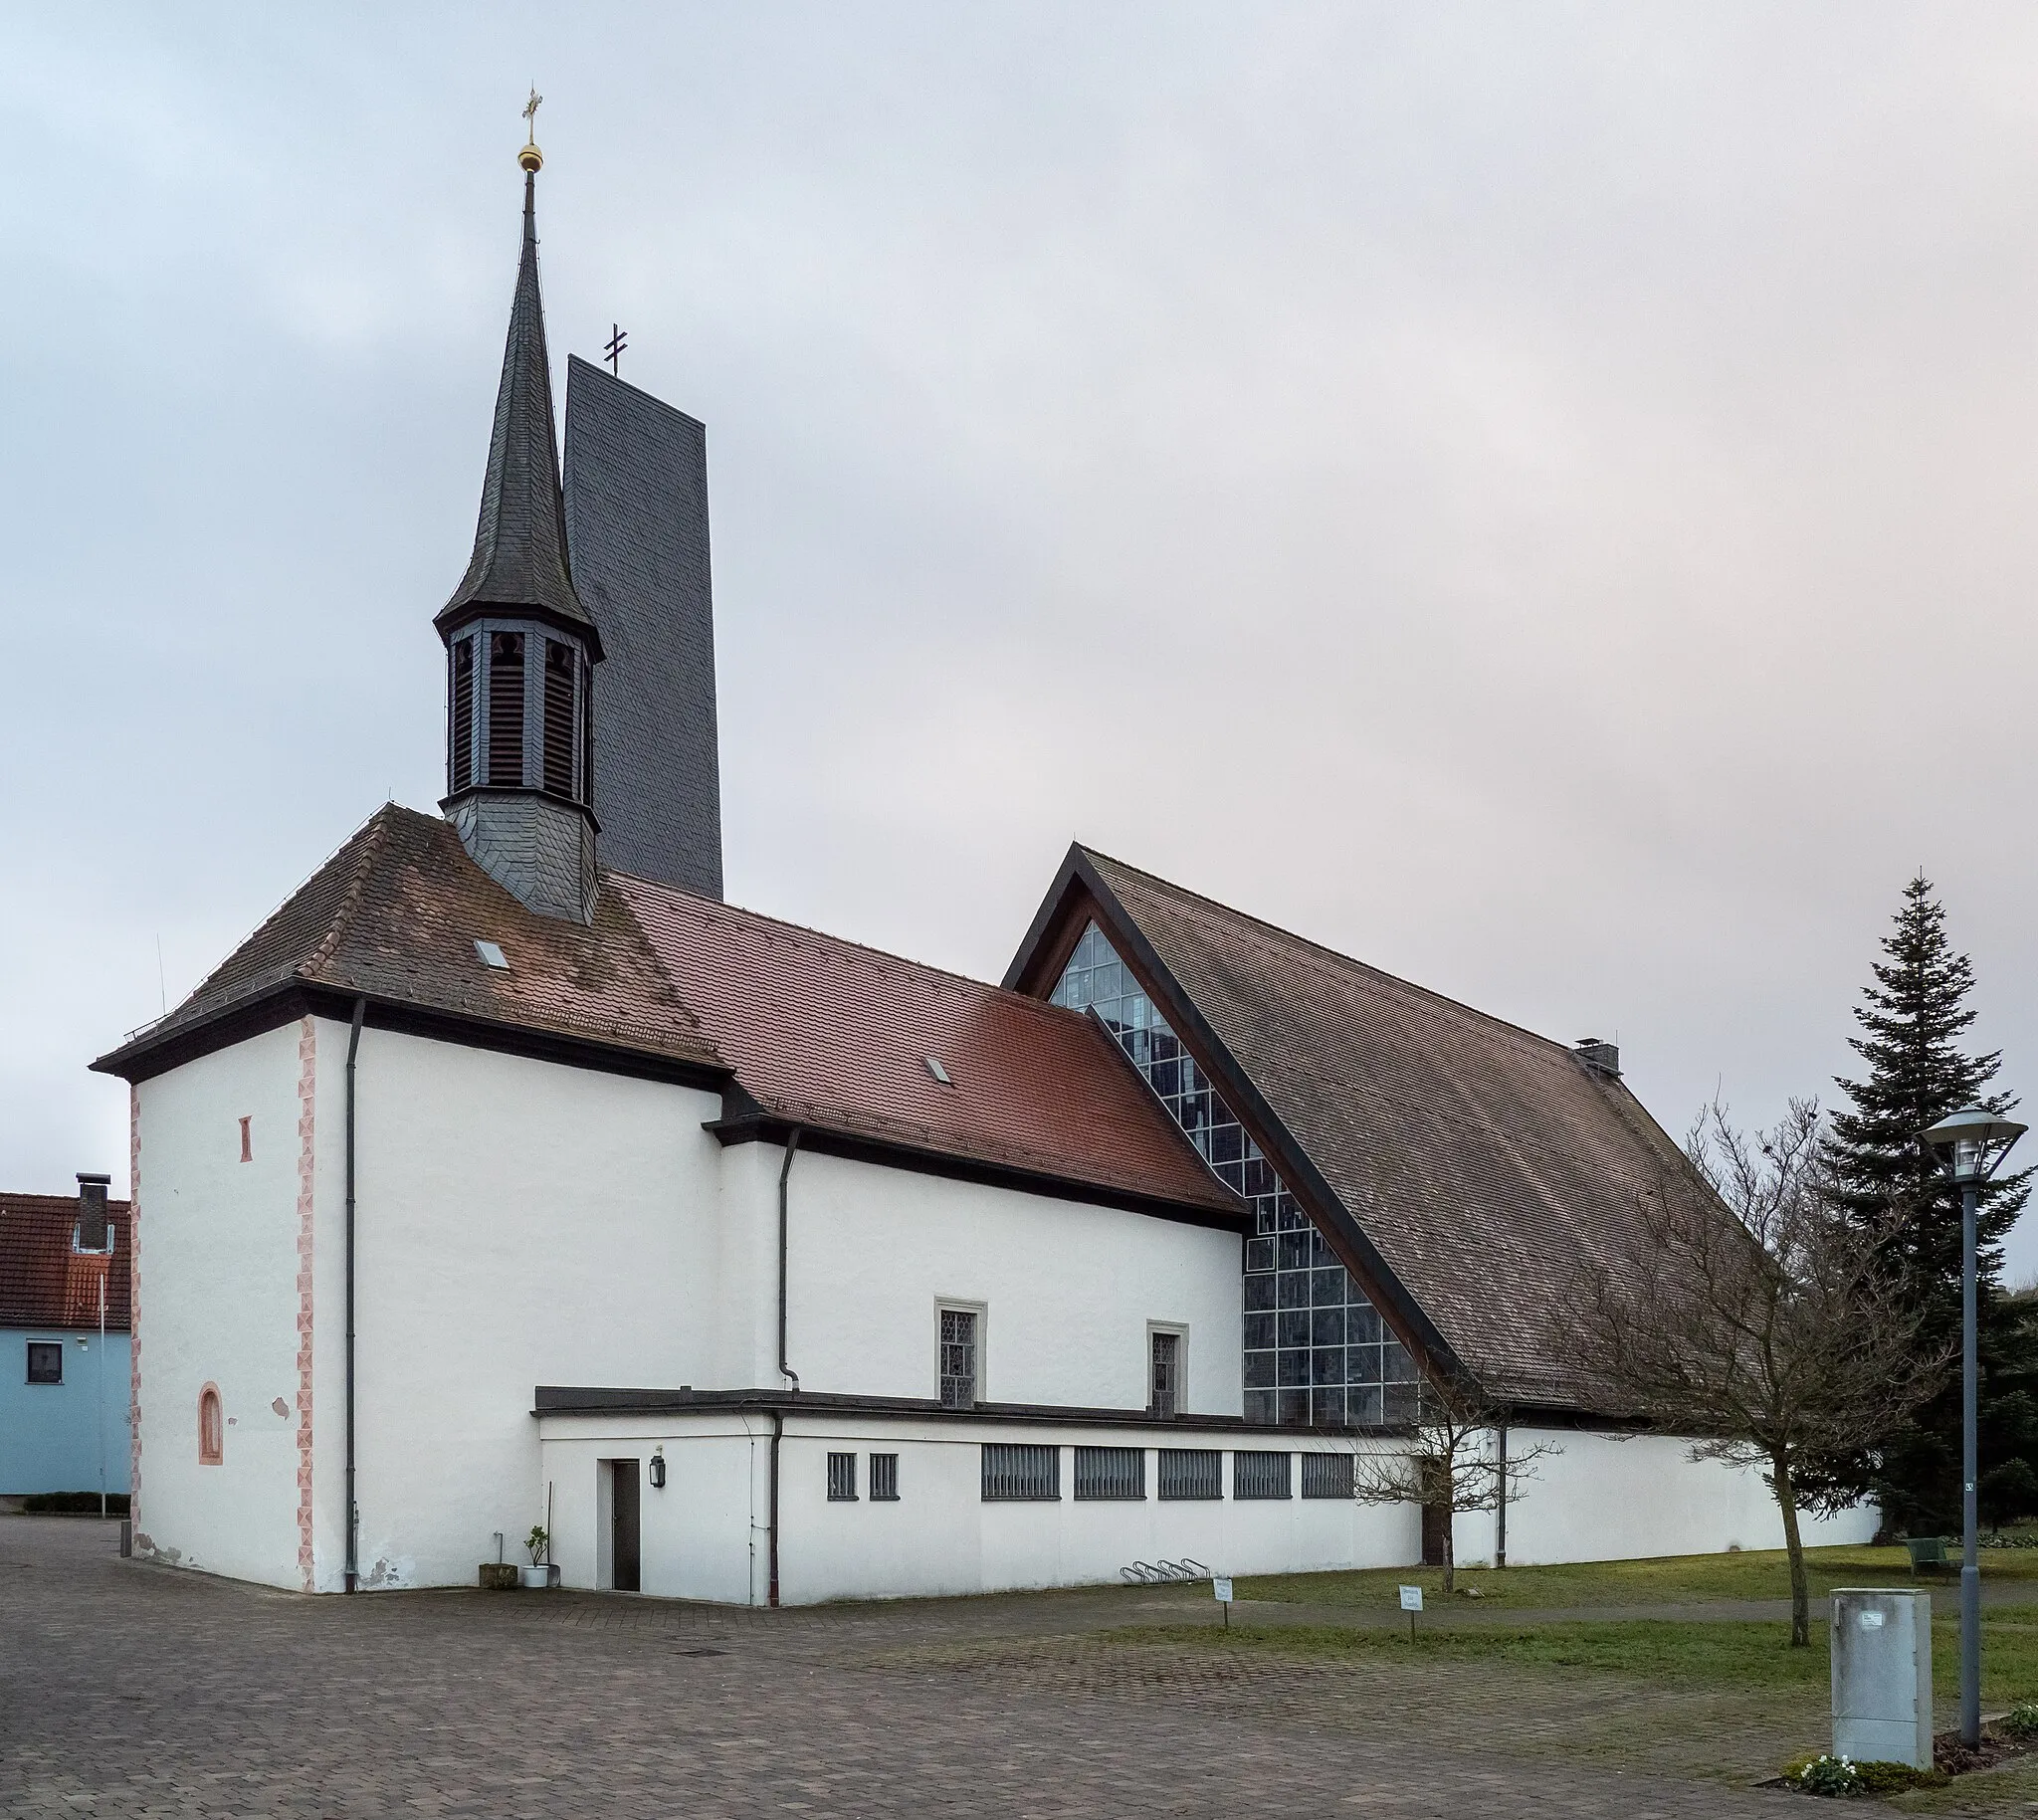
top-left (437, 113), bottom-right (602, 924)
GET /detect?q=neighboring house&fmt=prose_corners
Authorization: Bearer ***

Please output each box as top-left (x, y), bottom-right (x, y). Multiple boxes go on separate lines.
top-left (1, 1179), bottom-right (132, 1499)
top-left (88, 145), bottom-right (1875, 1603)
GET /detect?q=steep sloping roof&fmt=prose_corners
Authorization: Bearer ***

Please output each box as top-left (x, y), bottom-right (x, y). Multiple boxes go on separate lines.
top-left (95, 808), bottom-right (1237, 1224)
top-left (0, 1193), bottom-right (130, 1330)
top-left (614, 877), bottom-right (1239, 1216)
top-left (96, 806), bottom-right (719, 1078)
top-left (1015, 846), bottom-right (1698, 1407)
top-left (435, 171), bottom-right (598, 650)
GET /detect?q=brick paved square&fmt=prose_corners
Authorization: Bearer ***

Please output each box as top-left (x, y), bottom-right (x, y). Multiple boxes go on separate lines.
top-left (3, 1516), bottom-right (1790, 1818)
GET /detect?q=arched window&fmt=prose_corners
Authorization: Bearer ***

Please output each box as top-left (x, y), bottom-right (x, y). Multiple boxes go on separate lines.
top-left (198, 1384), bottom-right (223, 1466)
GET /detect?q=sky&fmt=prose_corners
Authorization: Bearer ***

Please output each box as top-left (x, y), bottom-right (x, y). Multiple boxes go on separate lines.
top-left (8, 4), bottom-right (2038, 1272)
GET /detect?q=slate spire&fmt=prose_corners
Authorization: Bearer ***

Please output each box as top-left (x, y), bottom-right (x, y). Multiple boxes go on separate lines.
top-left (436, 161), bottom-right (601, 656)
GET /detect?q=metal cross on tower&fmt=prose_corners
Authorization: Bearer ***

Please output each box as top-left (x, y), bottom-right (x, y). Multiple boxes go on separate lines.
top-left (605, 322), bottom-right (628, 376)
top-left (522, 87), bottom-right (542, 143)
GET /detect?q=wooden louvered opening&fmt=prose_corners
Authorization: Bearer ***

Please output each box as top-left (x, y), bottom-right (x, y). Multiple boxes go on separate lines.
top-left (450, 636), bottom-right (475, 792)
top-left (543, 639), bottom-right (576, 799)
top-left (487, 631), bottom-right (524, 786)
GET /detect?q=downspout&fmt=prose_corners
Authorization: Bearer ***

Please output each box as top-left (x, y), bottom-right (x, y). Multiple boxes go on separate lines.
top-left (343, 998), bottom-right (365, 1594)
top-left (769, 1127), bottom-right (803, 1608)
top-left (1496, 1422), bottom-right (1509, 1569)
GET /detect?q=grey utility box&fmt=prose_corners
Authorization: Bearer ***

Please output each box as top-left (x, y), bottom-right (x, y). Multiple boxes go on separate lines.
top-left (1831, 1588), bottom-right (1934, 1769)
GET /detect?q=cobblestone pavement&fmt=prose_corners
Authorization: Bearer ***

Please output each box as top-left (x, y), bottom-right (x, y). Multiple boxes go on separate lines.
top-left (1, 1517), bottom-right (1791, 1819)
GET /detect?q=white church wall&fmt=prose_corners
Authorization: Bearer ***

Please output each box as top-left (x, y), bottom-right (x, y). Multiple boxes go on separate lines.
top-left (131, 1021), bottom-right (307, 1589)
top-left (782, 1146), bottom-right (1243, 1414)
top-left (1451, 1429), bottom-right (1881, 1567)
top-left (540, 1410), bottom-right (1419, 1604)
top-left (339, 1027), bottom-right (728, 1590)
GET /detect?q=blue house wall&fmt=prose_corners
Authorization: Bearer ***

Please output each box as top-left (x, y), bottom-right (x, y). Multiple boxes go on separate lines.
top-left (1, 1325), bottom-right (132, 1496)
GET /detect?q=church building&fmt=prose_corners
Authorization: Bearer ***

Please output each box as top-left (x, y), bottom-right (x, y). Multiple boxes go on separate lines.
top-left (92, 135), bottom-right (1873, 1602)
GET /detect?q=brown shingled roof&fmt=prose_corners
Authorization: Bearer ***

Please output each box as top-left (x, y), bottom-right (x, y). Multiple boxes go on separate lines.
top-left (99, 806), bottom-right (720, 1078)
top-left (1015, 846), bottom-right (1701, 1409)
top-left (614, 876), bottom-right (1238, 1216)
top-left (1, 1194), bottom-right (130, 1330)
top-left (96, 807), bottom-right (1236, 1223)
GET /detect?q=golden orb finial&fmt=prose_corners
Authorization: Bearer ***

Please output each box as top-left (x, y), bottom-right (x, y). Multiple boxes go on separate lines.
top-left (519, 87), bottom-right (544, 173)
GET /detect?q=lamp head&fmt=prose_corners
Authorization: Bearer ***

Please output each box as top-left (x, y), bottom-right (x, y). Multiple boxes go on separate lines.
top-left (1921, 1106), bottom-right (2028, 1184)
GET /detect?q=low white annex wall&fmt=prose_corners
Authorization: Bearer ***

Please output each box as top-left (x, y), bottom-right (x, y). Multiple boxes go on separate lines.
top-left (541, 1413), bottom-right (1420, 1604)
top-left (1454, 1429), bottom-right (1880, 1567)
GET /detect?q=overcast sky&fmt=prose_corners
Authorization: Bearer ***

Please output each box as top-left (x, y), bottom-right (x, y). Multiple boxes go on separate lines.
top-left (8, 4), bottom-right (2038, 1272)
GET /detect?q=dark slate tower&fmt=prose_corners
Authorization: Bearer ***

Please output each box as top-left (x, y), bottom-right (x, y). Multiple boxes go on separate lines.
top-left (562, 356), bottom-right (724, 899)
top-left (436, 132), bottom-right (603, 923)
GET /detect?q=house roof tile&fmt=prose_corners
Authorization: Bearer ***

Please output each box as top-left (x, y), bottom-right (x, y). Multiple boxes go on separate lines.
top-left (0, 1194), bottom-right (130, 1331)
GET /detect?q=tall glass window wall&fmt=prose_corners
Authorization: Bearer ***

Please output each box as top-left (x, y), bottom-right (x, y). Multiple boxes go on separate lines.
top-left (1052, 922), bottom-right (1417, 1426)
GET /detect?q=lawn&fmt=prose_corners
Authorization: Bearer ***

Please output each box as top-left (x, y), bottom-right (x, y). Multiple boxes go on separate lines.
top-left (1239, 1542), bottom-right (2038, 1612)
top-left (1118, 1613), bottom-right (2038, 1703)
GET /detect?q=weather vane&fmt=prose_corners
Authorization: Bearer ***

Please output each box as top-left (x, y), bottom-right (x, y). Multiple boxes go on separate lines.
top-left (518, 88), bottom-right (544, 173)
top-left (605, 322), bottom-right (628, 377)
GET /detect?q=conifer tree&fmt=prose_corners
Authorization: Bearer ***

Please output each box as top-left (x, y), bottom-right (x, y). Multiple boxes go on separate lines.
top-left (1824, 875), bottom-right (2038, 1533)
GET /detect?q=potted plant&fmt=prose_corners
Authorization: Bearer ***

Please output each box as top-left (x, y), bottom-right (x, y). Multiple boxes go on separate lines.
top-left (520, 1524), bottom-right (550, 1589)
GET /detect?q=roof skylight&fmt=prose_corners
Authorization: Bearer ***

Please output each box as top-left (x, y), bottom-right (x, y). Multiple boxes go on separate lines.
top-left (923, 1056), bottom-right (953, 1087)
top-left (475, 939), bottom-right (510, 971)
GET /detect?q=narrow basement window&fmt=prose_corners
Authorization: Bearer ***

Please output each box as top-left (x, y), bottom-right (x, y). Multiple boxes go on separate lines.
top-left (870, 1454), bottom-right (899, 1502)
top-left (474, 939), bottom-right (510, 970)
top-left (827, 1452), bottom-right (858, 1502)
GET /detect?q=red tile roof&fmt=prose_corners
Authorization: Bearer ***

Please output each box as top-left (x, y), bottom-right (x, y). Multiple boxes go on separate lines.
top-left (96, 806), bottom-right (1237, 1223)
top-left (614, 877), bottom-right (1239, 1215)
top-left (0, 1194), bottom-right (131, 1331)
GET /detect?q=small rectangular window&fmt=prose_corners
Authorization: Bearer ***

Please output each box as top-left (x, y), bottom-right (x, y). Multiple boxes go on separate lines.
top-left (1233, 1450), bottom-right (1292, 1501)
top-left (870, 1453), bottom-right (899, 1502)
top-left (939, 1308), bottom-right (978, 1409)
top-left (981, 1443), bottom-right (1059, 1502)
top-left (826, 1452), bottom-right (858, 1502)
top-left (26, 1342), bottom-right (62, 1385)
top-left (1149, 1329), bottom-right (1181, 1418)
top-left (1301, 1453), bottom-right (1354, 1499)
top-left (1157, 1448), bottom-right (1222, 1501)
top-left (1074, 1446), bottom-right (1145, 1501)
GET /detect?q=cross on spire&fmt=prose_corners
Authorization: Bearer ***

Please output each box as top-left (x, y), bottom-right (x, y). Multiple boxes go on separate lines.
top-left (523, 87), bottom-right (542, 141)
top-left (604, 322), bottom-right (628, 376)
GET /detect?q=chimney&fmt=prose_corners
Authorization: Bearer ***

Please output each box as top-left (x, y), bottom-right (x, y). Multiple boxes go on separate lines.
top-left (77, 1172), bottom-right (112, 1252)
top-left (1573, 1038), bottom-right (1621, 1079)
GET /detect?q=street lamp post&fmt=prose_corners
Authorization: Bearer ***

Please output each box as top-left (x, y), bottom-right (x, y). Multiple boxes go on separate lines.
top-left (1920, 1106), bottom-right (2027, 1746)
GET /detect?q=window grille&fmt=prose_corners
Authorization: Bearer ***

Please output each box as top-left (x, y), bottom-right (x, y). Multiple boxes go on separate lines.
top-left (870, 1453), bottom-right (899, 1502)
top-left (826, 1452), bottom-right (858, 1502)
top-left (1149, 1330), bottom-right (1180, 1418)
top-left (981, 1443), bottom-right (1059, 1501)
top-left (939, 1308), bottom-right (978, 1409)
top-left (542, 640), bottom-right (577, 799)
top-left (1157, 1448), bottom-right (1222, 1501)
top-left (450, 636), bottom-right (475, 791)
top-left (1301, 1452), bottom-right (1354, 1499)
top-left (1232, 1449), bottom-right (1292, 1500)
top-left (487, 631), bottom-right (524, 785)
top-left (1073, 1446), bottom-right (1145, 1501)
top-left (26, 1341), bottom-right (61, 1385)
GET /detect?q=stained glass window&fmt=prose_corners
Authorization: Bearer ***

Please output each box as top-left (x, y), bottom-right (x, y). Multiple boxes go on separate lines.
top-left (1052, 921), bottom-right (1413, 1427)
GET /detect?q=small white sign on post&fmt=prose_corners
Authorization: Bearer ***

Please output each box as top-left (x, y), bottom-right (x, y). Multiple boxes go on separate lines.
top-left (1213, 1575), bottom-right (1234, 1627)
top-left (1399, 1583), bottom-right (1423, 1639)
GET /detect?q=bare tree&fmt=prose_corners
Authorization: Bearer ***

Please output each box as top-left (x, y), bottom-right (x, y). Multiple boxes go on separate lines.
top-left (1350, 1395), bottom-right (1561, 1594)
top-left (1572, 1097), bottom-right (1949, 1646)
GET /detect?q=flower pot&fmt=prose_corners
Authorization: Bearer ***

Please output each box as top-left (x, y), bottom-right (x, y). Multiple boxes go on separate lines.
top-left (519, 1564), bottom-right (549, 1590)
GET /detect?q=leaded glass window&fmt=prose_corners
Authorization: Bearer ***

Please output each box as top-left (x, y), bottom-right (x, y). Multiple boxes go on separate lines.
top-left (939, 1308), bottom-right (978, 1409)
top-left (1052, 920), bottom-right (1412, 1428)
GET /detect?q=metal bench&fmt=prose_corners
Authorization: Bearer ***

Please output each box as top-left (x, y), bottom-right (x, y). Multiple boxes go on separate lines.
top-left (1905, 1534), bottom-right (1950, 1573)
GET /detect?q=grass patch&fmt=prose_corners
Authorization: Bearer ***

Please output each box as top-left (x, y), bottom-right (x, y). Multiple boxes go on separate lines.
top-left (1115, 1614), bottom-right (2038, 1702)
top-left (1239, 1543), bottom-right (2038, 1612)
